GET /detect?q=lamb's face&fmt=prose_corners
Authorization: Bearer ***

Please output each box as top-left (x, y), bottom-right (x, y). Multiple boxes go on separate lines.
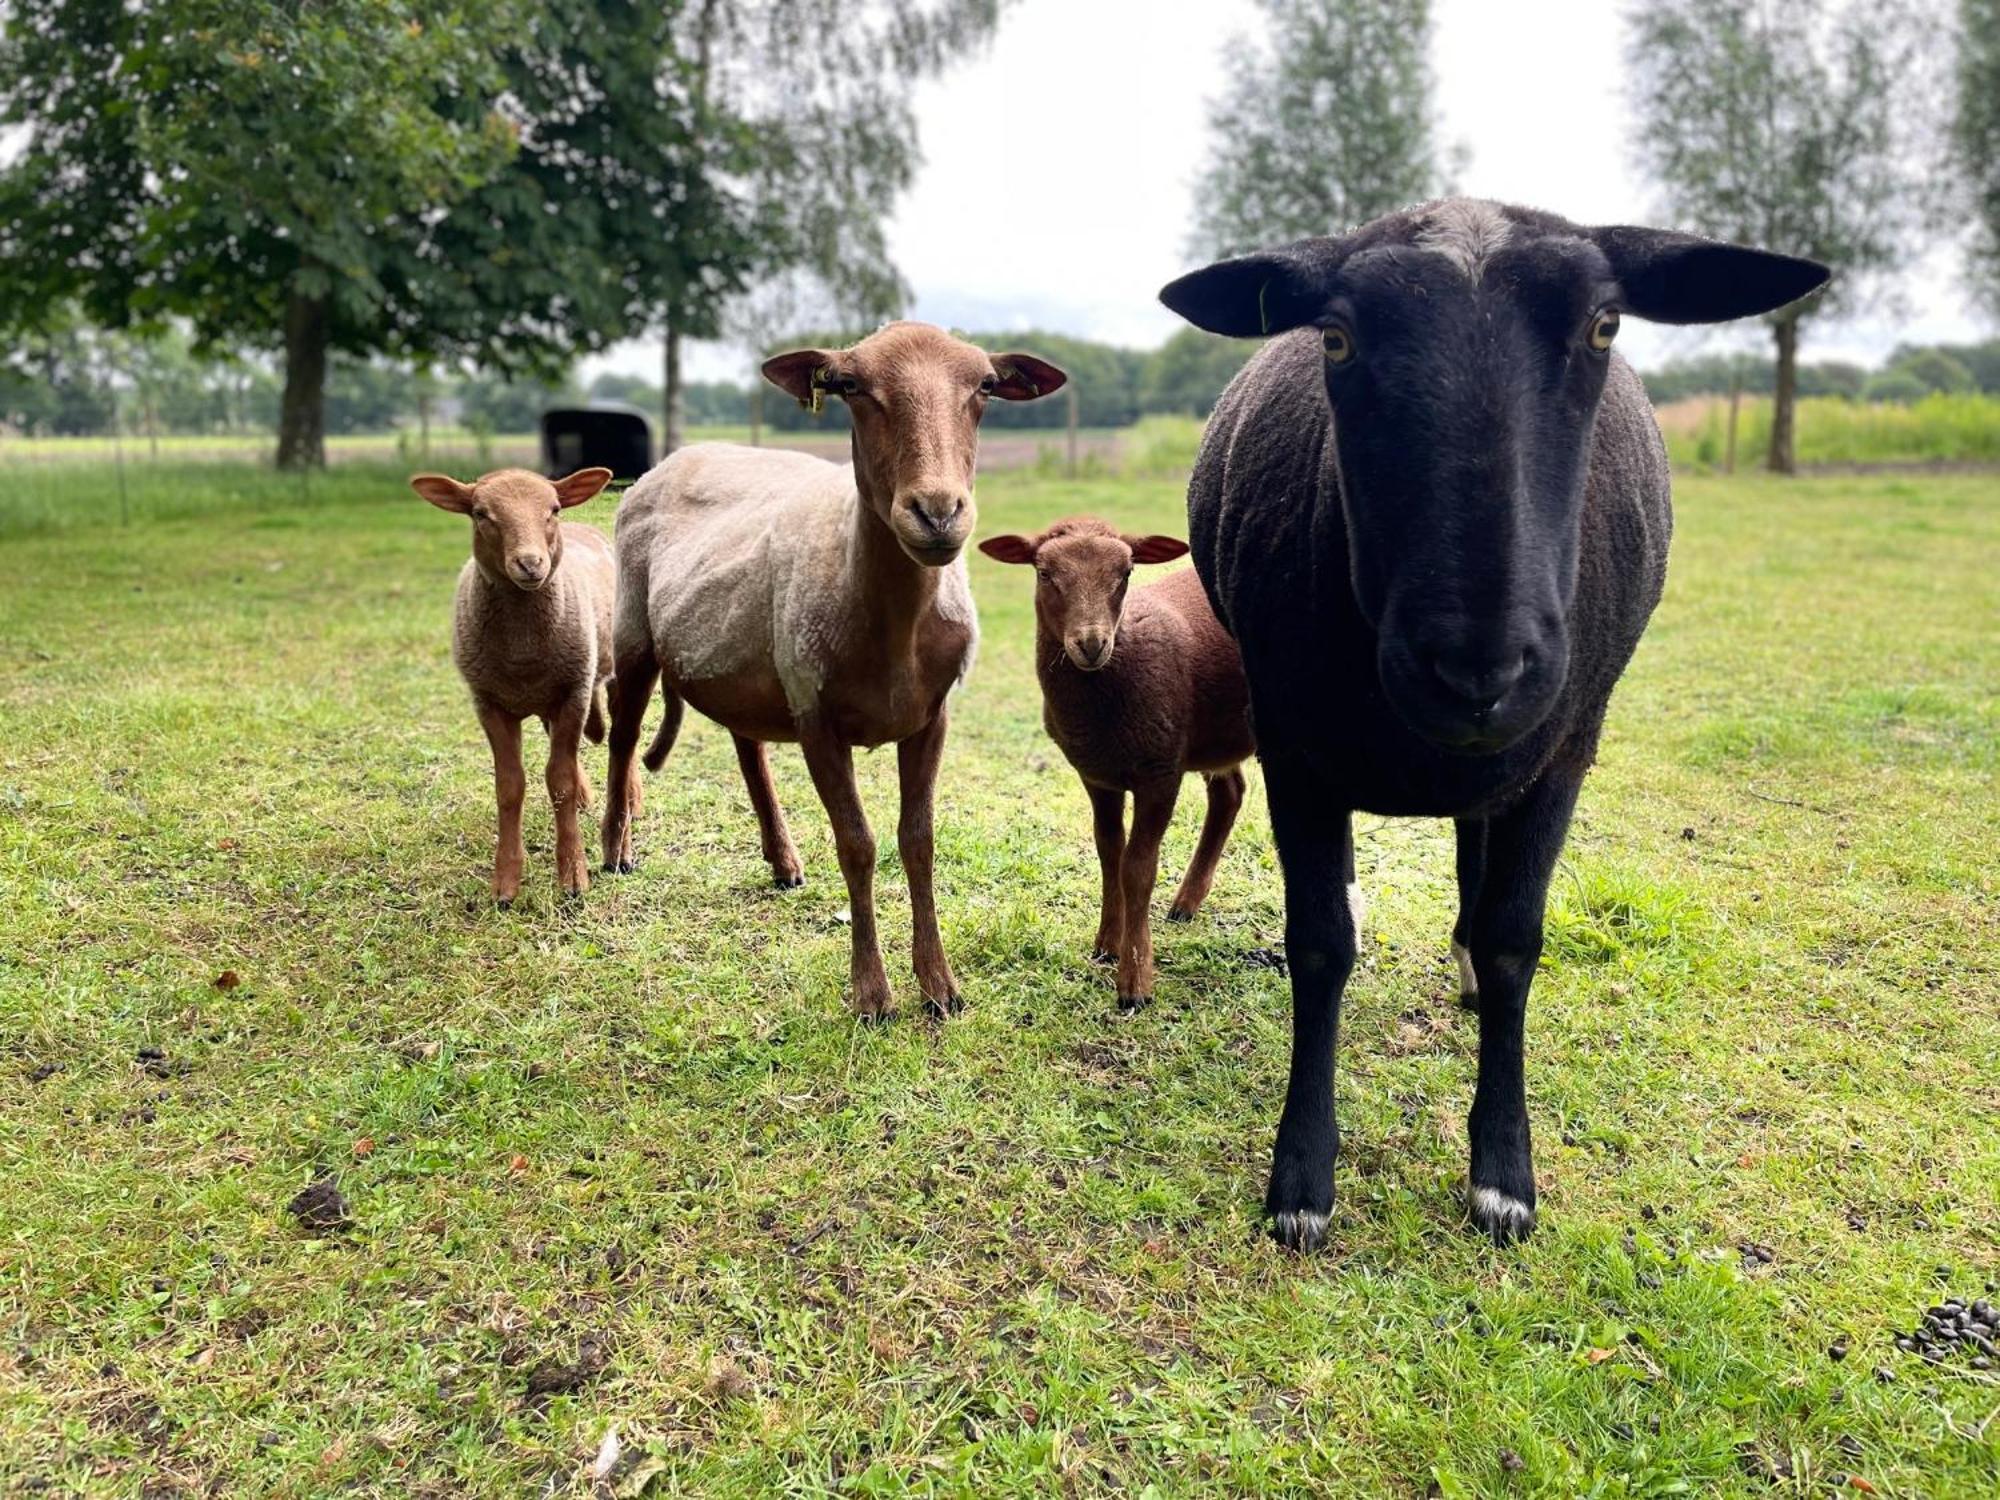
top-left (978, 521), bottom-right (1189, 672)
top-left (763, 324), bottom-right (1068, 568)
top-left (410, 467), bottom-right (612, 591)
top-left (1159, 199), bottom-right (1830, 756)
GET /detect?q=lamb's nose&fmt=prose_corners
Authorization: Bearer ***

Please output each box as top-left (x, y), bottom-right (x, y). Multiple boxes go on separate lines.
top-left (511, 556), bottom-right (549, 587)
top-left (1074, 633), bottom-right (1110, 668)
top-left (1429, 651), bottom-right (1527, 709)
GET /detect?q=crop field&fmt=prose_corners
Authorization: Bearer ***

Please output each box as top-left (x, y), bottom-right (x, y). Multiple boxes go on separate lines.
top-left (0, 460), bottom-right (1995, 1495)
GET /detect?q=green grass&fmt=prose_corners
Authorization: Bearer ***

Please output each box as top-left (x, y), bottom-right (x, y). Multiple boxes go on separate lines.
top-left (0, 463), bottom-right (1995, 1496)
top-left (1661, 392), bottom-right (2000, 469)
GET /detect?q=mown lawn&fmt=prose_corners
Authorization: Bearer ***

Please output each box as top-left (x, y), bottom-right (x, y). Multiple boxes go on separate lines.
top-left (0, 462), bottom-right (1994, 1497)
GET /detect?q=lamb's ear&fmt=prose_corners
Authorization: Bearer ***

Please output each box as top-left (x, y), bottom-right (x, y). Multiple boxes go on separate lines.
top-left (977, 535), bottom-right (1039, 564)
top-left (1592, 227), bottom-right (1830, 324)
top-left (411, 473), bottom-right (475, 513)
top-left (1158, 243), bottom-right (1335, 337)
top-left (1124, 534), bottom-right (1189, 565)
top-left (989, 354), bottom-right (1067, 401)
top-left (762, 348), bottom-right (845, 409)
top-left (552, 467), bottom-right (613, 508)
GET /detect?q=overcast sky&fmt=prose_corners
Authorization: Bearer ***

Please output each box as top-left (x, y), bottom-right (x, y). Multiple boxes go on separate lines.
top-left (594, 0), bottom-right (1977, 388)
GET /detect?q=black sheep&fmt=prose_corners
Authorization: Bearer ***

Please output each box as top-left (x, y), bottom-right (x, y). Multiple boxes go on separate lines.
top-left (1159, 198), bottom-right (1828, 1250)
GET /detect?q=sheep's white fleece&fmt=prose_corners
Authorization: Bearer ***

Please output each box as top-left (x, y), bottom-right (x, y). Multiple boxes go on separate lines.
top-left (614, 443), bottom-right (977, 717)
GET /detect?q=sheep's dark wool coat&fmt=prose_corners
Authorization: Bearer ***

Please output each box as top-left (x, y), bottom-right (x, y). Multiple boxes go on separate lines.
top-left (1188, 333), bottom-right (1671, 814)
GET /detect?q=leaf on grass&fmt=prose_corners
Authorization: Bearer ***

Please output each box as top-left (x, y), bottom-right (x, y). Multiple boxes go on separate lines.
top-left (213, 970), bottom-right (241, 991)
top-left (590, 1425), bottom-right (621, 1481)
top-left (1584, 1347), bottom-right (1616, 1364)
top-left (352, 1137), bottom-right (375, 1158)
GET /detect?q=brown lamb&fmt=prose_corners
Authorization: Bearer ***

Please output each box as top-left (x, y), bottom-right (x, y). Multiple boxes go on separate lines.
top-left (412, 466), bottom-right (616, 905)
top-left (980, 517), bottom-right (1258, 1011)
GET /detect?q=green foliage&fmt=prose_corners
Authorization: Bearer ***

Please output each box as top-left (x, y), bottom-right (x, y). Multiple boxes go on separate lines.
top-left (1957, 0), bottom-right (2000, 311)
top-left (1889, 348), bottom-right (1976, 394)
top-left (1663, 391), bottom-right (2000, 465)
top-left (1138, 328), bottom-right (1260, 417)
top-left (1190, 0), bottom-right (1455, 258)
top-left (1626, 0), bottom-right (1931, 322)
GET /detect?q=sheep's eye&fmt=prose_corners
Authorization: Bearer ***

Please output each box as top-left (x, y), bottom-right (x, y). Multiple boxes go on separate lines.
top-left (472, 509), bottom-right (490, 523)
top-left (1321, 324), bottom-right (1357, 365)
top-left (1035, 567), bottom-right (1051, 583)
top-left (1587, 308), bottom-right (1620, 351)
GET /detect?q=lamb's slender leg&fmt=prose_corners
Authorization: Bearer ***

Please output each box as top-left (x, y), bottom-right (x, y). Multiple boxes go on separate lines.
top-left (1463, 763), bottom-right (1584, 1244)
top-left (734, 734), bottom-right (804, 888)
top-left (1114, 779), bottom-right (1180, 1012)
top-left (600, 641), bottom-right (659, 874)
top-left (1168, 767), bottom-right (1245, 921)
top-left (1085, 782), bottom-right (1127, 963)
top-left (476, 703), bottom-right (527, 909)
top-left (800, 728), bottom-right (893, 1021)
top-left (1261, 753), bottom-right (1358, 1252)
top-left (545, 695), bottom-right (591, 899)
top-left (897, 709), bottom-right (959, 1017)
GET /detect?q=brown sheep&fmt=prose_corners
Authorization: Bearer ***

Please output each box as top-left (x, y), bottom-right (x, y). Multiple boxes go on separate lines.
top-left (980, 518), bottom-right (1266, 1011)
top-left (601, 322), bottom-right (1068, 1020)
top-left (411, 466), bottom-right (615, 905)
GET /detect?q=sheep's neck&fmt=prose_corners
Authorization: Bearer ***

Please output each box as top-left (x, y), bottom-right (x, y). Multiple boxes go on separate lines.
top-left (470, 558), bottom-right (566, 624)
top-left (844, 468), bottom-right (942, 664)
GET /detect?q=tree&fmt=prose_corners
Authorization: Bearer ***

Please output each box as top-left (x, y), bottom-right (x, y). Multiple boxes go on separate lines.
top-left (1140, 329), bottom-right (1259, 417)
top-left (1957, 0), bottom-right (2000, 312)
top-left (1626, 0), bottom-right (1933, 471)
top-left (469, 1), bottom-right (1003, 456)
top-left (0, 1), bottom-right (555, 467)
top-left (1189, 0), bottom-right (1456, 259)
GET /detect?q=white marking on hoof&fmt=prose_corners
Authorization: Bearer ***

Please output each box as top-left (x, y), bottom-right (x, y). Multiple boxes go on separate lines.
top-left (1469, 1185), bottom-right (1535, 1242)
top-left (1272, 1209), bottom-right (1329, 1251)
top-left (1346, 881), bottom-right (1365, 934)
top-left (1452, 940), bottom-right (1477, 999)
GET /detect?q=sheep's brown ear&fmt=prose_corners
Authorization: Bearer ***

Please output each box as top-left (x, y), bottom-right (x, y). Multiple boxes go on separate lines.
top-left (989, 354), bottom-right (1067, 401)
top-left (552, 467), bottom-right (613, 508)
top-left (977, 535), bottom-right (1038, 564)
top-left (762, 348), bottom-right (846, 409)
top-left (1124, 534), bottom-right (1190, 564)
top-left (411, 473), bottom-right (475, 513)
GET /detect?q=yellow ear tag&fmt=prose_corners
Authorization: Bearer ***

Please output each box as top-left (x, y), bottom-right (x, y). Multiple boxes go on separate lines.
top-left (807, 366), bottom-right (830, 416)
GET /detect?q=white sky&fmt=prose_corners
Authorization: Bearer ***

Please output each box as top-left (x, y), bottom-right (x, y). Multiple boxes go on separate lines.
top-left (594, 0), bottom-right (1979, 388)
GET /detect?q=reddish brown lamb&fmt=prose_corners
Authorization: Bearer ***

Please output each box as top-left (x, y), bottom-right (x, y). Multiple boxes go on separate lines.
top-left (412, 466), bottom-right (616, 905)
top-left (981, 518), bottom-right (1261, 1011)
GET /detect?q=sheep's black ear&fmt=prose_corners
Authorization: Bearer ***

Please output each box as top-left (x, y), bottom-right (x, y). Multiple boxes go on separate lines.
top-left (1592, 227), bottom-right (1830, 324)
top-left (762, 348), bottom-right (845, 407)
top-left (990, 354), bottom-right (1067, 401)
top-left (1158, 246), bottom-right (1331, 338)
top-left (978, 535), bottom-right (1038, 564)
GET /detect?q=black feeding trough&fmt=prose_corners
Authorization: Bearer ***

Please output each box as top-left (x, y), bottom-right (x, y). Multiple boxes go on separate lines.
top-left (538, 403), bottom-right (654, 481)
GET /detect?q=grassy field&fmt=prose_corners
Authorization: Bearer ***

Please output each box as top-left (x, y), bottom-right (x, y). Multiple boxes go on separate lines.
top-left (1655, 392), bottom-right (2000, 469)
top-left (0, 460), bottom-right (1995, 1496)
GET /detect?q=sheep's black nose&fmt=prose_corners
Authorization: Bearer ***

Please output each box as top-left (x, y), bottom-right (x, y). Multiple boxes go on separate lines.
top-left (1074, 633), bottom-right (1110, 668)
top-left (909, 493), bottom-right (967, 536)
top-left (1429, 651), bottom-right (1527, 709)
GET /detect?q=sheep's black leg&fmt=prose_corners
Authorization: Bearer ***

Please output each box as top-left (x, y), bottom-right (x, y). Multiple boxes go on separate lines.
top-left (1451, 818), bottom-right (1487, 1009)
top-left (1261, 754), bottom-right (1357, 1253)
top-left (1463, 764), bottom-right (1584, 1244)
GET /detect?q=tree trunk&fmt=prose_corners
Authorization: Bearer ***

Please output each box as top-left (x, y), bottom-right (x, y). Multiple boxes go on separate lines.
top-left (1767, 317), bottom-right (1800, 475)
top-left (1724, 362), bottom-right (1742, 475)
top-left (276, 290), bottom-right (329, 470)
top-left (662, 323), bottom-right (685, 457)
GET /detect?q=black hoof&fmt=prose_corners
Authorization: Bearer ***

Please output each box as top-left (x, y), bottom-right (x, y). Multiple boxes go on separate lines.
top-left (855, 1008), bottom-right (895, 1028)
top-left (1166, 906), bottom-right (1193, 924)
top-left (604, 859), bottom-right (634, 875)
top-left (1270, 1208), bottom-right (1331, 1253)
top-left (1090, 948), bottom-right (1117, 966)
top-left (1469, 1185), bottom-right (1537, 1244)
top-left (774, 873), bottom-right (804, 889)
top-left (495, 898), bottom-right (513, 911)
top-left (923, 991), bottom-right (964, 1020)
top-left (1114, 993), bottom-right (1152, 1017)
top-left (561, 887), bottom-right (585, 903)
top-left (1456, 990), bottom-right (1479, 1012)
